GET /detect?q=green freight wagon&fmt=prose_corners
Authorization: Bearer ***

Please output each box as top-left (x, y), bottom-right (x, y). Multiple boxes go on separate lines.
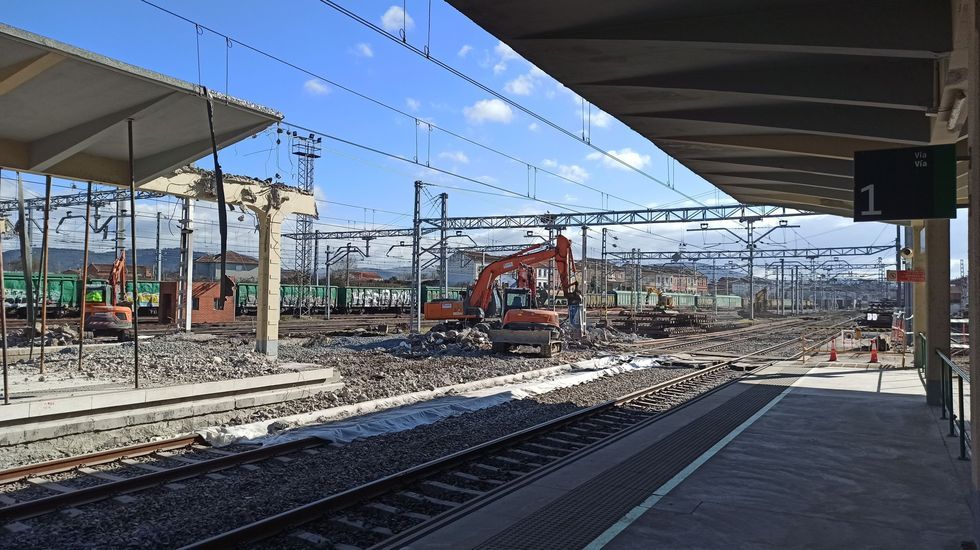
top-left (421, 285), bottom-right (468, 303)
top-left (2, 272), bottom-right (84, 316)
top-left (715, 294), bottom-right (742, 310)
top-left (336, 286), bottom-right (413, 312)
top-left (279, 284), bottom-right (338, 312)
top-left (123, 281), bottom-right (161, 313)
top-left (664, 292), bottom-right (697, 310)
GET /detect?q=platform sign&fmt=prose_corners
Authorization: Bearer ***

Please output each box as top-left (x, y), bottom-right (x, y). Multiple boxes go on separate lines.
top-left (886, 269), bottom-right (926, 283)
top-left (853, 144), bottom-right (956, 221)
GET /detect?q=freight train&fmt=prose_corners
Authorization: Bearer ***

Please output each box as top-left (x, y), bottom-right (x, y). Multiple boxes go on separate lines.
top-left (2, 271), bottom-right (744, 318)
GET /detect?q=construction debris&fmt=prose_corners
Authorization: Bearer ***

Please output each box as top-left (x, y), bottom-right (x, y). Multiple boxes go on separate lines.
top-left (403, 328), bottom-right (492, 354)
top-left (7, 323), bottom-right (82, 347)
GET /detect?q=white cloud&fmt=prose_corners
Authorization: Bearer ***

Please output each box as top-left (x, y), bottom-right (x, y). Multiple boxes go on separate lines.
top-left (303, 78), bottom-right (330, 96)
top-left (457, 44), bottom-right (473, 58)
top-left (353, 42), bottom-right (374, 58)
top-left (381, 5), bottom-right (414, 33)
top-left (558, 164), bottom-right (589, 182)
top-left (438, 150), bottom-right (470, 164)
top-left (504, 73), bottom-right (536, 95)
top-left (528, 122), bottom-right (540, 131)
top-left (492, 41), bottom-right (521, 75)
top-left (463, 98), bottom-right (513, 124)
top-left (589, 110), bottom-right (613, 128)
top-left (563, 194), bottom-right (578, 203)
top-left (542, 159), bottom-right (558, 168)
top-left (405, 97), bottom-right (421, 111)
top-left (586, 147), bottom-right (651, 171)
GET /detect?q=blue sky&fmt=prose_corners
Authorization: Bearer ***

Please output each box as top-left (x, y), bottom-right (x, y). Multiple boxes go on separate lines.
top-left (0, 1), bottom-right (968, 278)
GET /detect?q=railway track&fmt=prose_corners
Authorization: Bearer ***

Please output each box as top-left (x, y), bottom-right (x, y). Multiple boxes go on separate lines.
top-left (0, 315), bottom-right (846, 544)
top-left (184, 319), bottom-right (845, 549)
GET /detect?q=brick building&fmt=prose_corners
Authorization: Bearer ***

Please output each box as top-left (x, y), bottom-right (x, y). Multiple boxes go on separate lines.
top-left (158, 276), bottom-right (235, 324)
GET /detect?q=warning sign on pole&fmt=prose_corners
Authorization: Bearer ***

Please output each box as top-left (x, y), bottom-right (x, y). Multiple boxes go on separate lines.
top-left (886, 269), bottom-right (926, 283)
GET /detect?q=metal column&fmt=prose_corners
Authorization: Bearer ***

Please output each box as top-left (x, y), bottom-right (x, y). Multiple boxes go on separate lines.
top-left (747, 221), bottom-right (755, 320)
top-left (127, 119), bottom-right (140, 389)
top-left (440, 192), bottom-right (448, 297)
top-left (966, 0), bottom-right (980, 536)
top-left (580, 226), bottom-right (588, 294)
top-left (155, 212), bottom-right (163, 280)
top-left (178, 198), bottom-right (194, 332)
top-left (411, 181), bottom-right (423, 332)
top-left (324, 245), bottom-right (331, 320)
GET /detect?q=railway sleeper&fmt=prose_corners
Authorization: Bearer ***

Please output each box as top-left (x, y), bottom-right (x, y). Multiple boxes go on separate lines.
top-left (329, 514), bottom-right (395, 537)
top-left (422, 480), bottom-right (485, 498)
top-left (468, 462), bottom-right (525, 479)
top-left (430, 472), bottom-right (499, 492)
top-left (449, 470), bottom-right (506, 486)
top-left (539, 435), bottom-right (588, 448)
top-left (522, 442), bottom-right (573, 456)
top-left (364, 501), bottom-right (434, 524)
top-left (397, 490), bottom-right (460, 510)
top-left (481, 455), bottom-right (538, 471)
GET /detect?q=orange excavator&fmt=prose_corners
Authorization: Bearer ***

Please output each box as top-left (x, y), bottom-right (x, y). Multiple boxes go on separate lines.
top-left (424, 235), bottom-right (582, 357)
top-left (83, 251), bottom-right (134, 337)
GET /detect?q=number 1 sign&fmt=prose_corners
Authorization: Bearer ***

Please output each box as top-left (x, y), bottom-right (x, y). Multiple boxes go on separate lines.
top-left (853, 144), bottom-right (956, 222)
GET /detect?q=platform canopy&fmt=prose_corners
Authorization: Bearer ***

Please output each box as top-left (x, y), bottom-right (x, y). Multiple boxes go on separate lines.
top-left (0, 23), bottom-right (281, 187)
top-left (448, 0), bottom-right (972, 217)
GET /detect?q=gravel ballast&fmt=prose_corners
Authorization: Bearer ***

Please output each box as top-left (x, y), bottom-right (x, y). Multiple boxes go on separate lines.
top-left (2, 363), bottom-right (738, 548)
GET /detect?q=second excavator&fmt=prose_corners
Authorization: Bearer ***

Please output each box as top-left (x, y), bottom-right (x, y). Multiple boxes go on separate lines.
top-left (423, 235), bottom-right (583, 357)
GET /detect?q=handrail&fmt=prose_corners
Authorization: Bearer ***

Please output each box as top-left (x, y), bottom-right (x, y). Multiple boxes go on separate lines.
top-left (936, 349), bottom-right (970, 461)
top-left (937, 350), bottom-right (970, 382)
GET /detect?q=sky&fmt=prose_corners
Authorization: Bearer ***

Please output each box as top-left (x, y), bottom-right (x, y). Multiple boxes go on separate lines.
top-left (0, 0), bottom-right (970, 279)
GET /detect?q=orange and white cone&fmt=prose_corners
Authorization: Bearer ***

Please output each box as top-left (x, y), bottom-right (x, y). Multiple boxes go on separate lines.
top-left (869, 338), bottom-right (879, 364)
top-left (829, 340), bottom-right (838, 362)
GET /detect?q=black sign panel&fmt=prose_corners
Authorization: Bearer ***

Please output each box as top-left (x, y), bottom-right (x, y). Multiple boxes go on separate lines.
top-left (853, 144), bottom-right (956, 221)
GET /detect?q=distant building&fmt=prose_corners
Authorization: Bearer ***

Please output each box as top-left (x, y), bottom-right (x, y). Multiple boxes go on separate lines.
top-left (83, 263), bottom-right (154, 280)
top-left (193, 251), bottom-right (260, 282)
top-left (348, 271), bottom-right (383, 283)
top-left (158, 277), bottom-right (236, 325)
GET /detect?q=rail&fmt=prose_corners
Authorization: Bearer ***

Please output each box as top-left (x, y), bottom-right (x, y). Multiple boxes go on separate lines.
top-left (185, 319), bottom-right (846, 548)
top-left (936, 350), bottom-right (970, 461)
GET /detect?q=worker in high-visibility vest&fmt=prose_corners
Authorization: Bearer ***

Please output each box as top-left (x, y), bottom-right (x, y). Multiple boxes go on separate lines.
top-left (85, 288), bottom-right (104, 303)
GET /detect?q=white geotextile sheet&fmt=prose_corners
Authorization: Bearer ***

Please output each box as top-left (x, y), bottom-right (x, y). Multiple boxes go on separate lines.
top-left (200, 354), bottom-right (663, 447)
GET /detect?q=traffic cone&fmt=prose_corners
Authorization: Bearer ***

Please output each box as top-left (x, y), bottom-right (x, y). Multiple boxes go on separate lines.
top-left (829, 340), bottom-right (838, 362)
top-left (869, 338), bottom-right (879, 364)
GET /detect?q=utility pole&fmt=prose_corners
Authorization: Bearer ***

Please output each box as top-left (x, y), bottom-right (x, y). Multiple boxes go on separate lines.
top-left (411, 181), bottom-right (423, 332)
top-left (780, 258), bottom-right (785, 316)
top-left (312, 231), bottom-right (320, 286)
top-left (580, 226), bottom-right (588, 294)
top-left (324, 245), bottom-right (331, 320)
top-left (291, 133), bottom-right (321, 317)
top-left (686, 218), bottom-right (796, 320)
top-left (345, 243), bottom-right (352, 288)
top-left (155, 211), bottom-right (162, 280)
top-left (177, 198), bottom-right (194, 332)
top-left (439, 192), bottom-right (448, 297)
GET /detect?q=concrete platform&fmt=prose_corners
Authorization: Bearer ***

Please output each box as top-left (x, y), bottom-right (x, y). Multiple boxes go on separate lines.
top-left (0, 367), bottom-right (343, 445)
top-left (398, 363), bottom-right (973, 549)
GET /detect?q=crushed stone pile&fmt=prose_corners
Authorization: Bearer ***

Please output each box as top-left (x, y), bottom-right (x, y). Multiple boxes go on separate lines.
top-left (400, 327), bottom-right (492, 355)
top-left (6, 323), bottom-right (81, 348)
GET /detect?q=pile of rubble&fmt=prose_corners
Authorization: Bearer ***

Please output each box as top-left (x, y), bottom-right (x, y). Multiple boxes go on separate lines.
top-left (401, 327), bottom-right (491, 355)
top-left (6, 323), bottom-right (81, 348)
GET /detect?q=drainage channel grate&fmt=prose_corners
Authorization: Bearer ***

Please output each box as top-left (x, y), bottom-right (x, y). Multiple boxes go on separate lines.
top-left (475, 374), bottom-right (805, 550)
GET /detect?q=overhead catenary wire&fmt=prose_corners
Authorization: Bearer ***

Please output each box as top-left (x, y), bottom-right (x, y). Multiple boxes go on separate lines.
top-left (316, 0), bottom-right (707, 206)
top-left (137, 0), bottom-right (655, 211)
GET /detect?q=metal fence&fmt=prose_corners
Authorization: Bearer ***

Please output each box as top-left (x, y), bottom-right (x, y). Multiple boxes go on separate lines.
top-left (937, 349), bottom-right (971, 461)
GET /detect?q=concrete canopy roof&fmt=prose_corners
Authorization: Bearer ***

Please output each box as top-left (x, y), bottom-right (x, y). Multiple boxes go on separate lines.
top-left (448, 0), bottom-right (971, 217)
top-left (0, 23), bottom-right (281, 187)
